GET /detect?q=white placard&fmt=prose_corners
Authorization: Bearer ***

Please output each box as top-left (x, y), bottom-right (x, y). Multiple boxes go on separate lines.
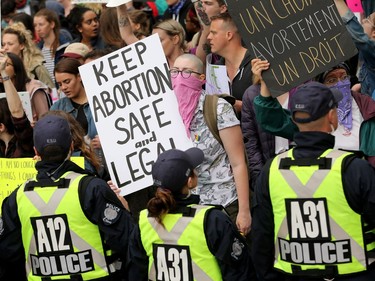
top-left (79, 34), bottom-right (193, 195)
top-left (205, 54), bottom-right (230, 95)
top-left (0, 91), bottom-right (32, 122)
top-left (72, 0), bottom-right (131, 5)
top-left (72, 0), bottom-right (108, 3)
top-left (106, 0), bottom-right (131, 7)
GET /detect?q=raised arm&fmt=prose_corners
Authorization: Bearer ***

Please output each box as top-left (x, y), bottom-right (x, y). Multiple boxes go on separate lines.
top-left (194, 7), bottom-right (210, 68)
top-left (251, 58), bottom-right (298, 140)
top-left (116, 2), bottom-right (140, 45)
top-left (333, 0), bottom-right (350, 15)
top-left (0, 53), bottom-right (24, 118)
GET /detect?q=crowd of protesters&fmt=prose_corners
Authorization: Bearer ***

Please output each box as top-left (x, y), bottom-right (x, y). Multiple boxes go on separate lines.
top-left (0, 0), bottom-right (375, 280)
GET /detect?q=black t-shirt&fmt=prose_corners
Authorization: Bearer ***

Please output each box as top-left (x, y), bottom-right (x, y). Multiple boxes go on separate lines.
top-left (71, 100), bottom-right (88, 135)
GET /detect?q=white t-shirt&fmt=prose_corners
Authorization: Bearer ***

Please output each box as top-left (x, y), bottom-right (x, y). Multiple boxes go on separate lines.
top-left (190, 92), bottom-right (239, 207)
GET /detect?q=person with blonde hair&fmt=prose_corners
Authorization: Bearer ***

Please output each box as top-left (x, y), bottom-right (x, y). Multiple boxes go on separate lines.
top-left (152, 19), bottom-right (186, 65)
top-left (128, 9), bottom-right (150, 39)
top-left (2, 22), bottom-right (54, 90)
top-left (116, 3), bottom-right (186, 66)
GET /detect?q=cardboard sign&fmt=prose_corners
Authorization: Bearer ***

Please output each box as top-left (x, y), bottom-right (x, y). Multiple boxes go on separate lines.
top-left (205, 54), bottom-right (230, 95)
top-left (0, 157), bottom-right (85, 208)
top-left (79, 34), bottom-right (193, 195)
top-left (226, 0), bottom-right (358, 96)
top-left (0, 91), bottom-right (32, 121)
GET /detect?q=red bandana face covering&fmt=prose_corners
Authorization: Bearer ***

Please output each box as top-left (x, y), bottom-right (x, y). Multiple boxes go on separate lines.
top-left (172, 75), bottom-right (205, 137)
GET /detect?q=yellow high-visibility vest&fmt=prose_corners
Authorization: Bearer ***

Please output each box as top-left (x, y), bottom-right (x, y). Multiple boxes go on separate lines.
top-left (139, 204), bottom-right (222, 281)
top-left (269, 149), bottom-right (375, 276)
top-left (17, 172), bottom-right (112, 280)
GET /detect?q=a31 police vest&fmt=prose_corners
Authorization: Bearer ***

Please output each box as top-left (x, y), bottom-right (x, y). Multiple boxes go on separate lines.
top-left (269, 149), bottom-right (375, 277)
top-left (16, 172), bottom-right (112, 281)
top-left (139, 204), bottom-right (222, 281)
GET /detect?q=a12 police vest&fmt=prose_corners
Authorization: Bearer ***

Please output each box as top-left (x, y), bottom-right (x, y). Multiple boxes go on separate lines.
top-left (269, 149), bottom-right (375, 277)
top-left (16, 172), bottom-right (114, 281)
top-left (139, 204), bottom-right (222, 281)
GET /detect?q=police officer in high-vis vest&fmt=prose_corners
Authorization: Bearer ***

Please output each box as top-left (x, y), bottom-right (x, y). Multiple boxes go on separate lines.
top-left (127, 147), bottom-right (252, 280)
top-left (0, 115), bottom-right (134, 281)
top-left (251, 79), bottom-right (375, 280)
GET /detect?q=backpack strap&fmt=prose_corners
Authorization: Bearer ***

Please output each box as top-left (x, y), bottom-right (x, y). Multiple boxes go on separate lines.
top-left (203, 94), bottom-right (251, 188)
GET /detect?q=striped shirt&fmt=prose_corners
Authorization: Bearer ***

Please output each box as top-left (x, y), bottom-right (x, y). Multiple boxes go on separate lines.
top-left (41, 47), bottom-right (56, 84)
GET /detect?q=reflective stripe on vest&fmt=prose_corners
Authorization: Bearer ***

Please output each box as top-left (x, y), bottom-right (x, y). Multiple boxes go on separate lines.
top-left (269, 149), bottom-right (375, 276)
top-left (17, 172), bottom-right (110, 281)
top-left (139, 205), bottom-right (222, 281)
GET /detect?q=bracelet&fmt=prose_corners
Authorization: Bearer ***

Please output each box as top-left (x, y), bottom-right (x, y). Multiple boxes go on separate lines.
top-left (1, 76), bottom-right (10, 81)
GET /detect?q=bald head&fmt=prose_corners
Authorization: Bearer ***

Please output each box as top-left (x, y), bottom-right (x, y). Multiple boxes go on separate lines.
top-left (174, 54), bottom-right (204, 74)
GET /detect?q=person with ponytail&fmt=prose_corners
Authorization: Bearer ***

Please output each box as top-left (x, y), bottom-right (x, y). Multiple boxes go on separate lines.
top-left (127, 147), bottom-right (252, 280)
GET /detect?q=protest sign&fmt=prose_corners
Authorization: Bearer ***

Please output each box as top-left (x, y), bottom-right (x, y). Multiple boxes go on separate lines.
top-left (79, 34), bottom-right (193, 195)
top-left (226, 0), bottom-right (358, 96)
top-left (72, 0), bottom-right (131, 5)
top-left (0, 157), bottom-right (84, 208)
top-left (205, 54), bottom-right (230, 95)
top-left (0, 91), bottom-right (32, 121)
top-left (72, 0), bottom-right (108, 3)
top-left (106, 0), bottom-right (132, 7)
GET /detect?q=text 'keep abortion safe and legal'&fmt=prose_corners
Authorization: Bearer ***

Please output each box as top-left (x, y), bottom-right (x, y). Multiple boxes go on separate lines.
top-left (79, 34), bottom-right (192, 195)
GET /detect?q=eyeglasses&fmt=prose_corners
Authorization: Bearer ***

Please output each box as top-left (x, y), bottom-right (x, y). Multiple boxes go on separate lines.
top-left (169, 69), bottom-right (201, 79)
top-left (363, 17), bottom-right (375, 29)
top-left (324, 75), bottom-right (350, 86)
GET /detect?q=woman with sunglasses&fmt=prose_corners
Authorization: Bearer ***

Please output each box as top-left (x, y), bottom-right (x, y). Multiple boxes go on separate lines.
top-left (334, 0), bottom-right (375, 98)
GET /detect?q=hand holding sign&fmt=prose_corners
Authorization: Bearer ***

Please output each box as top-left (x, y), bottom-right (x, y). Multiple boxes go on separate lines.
top-left (79, 34), bottom-right (193, 195)
top-left (251, 59), bottom-right (270, 83)
top-left (251, 58), bottom-right (273, 99)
